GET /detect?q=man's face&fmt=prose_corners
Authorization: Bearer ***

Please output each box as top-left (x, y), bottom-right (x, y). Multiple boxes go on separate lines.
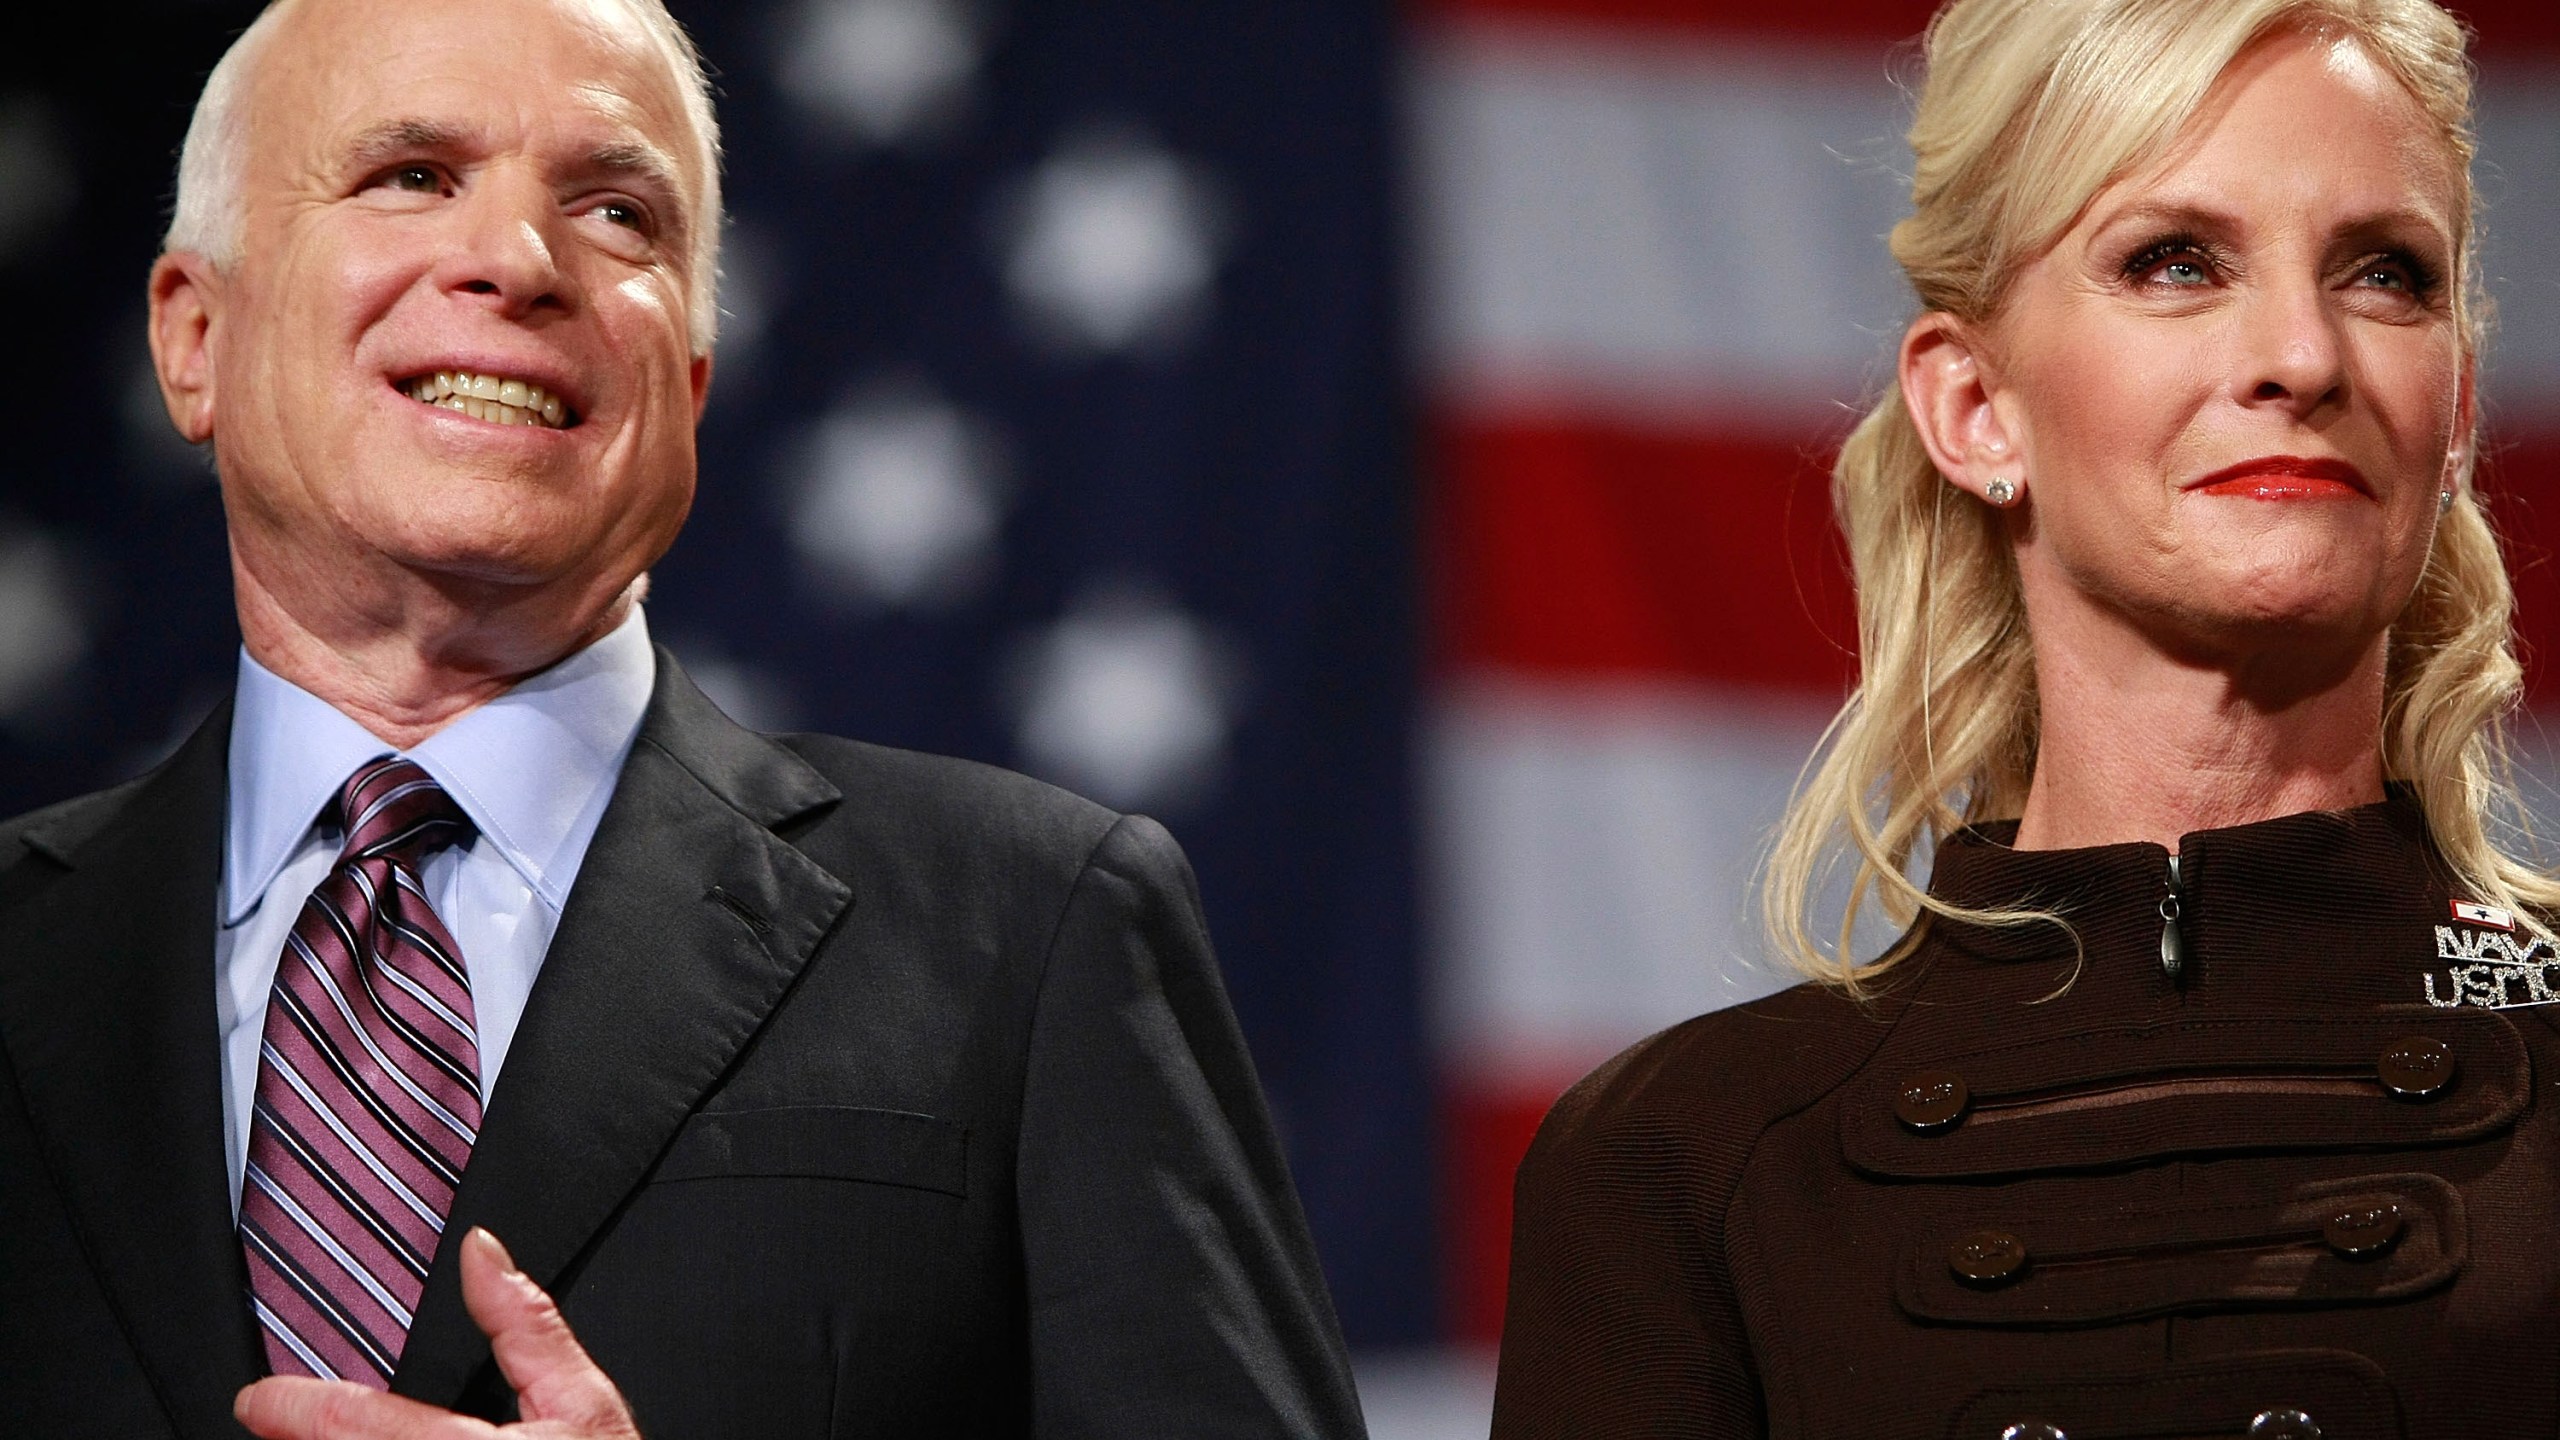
top-left (188, 0), bottom-right (710, 611)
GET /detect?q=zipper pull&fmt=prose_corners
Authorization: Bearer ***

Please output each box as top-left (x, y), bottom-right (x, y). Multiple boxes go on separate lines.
top-left (2159, 854), bottom-right (2188, 987)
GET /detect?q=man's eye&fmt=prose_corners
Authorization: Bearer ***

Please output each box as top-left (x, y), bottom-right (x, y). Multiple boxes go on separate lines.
top-left (596, 200), bottom-right (648, 231)
top-left (386, 164), bottom-right (441, 193)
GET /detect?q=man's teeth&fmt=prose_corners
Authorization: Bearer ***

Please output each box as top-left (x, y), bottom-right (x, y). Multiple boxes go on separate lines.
top-left (403, 372), bottom-right (570, 428)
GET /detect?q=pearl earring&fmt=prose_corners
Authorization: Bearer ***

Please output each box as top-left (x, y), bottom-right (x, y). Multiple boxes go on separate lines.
top-left (2440, 489), bottom-right (2455, 513)
top-left (1984, 476), bottom-right (2019, 507)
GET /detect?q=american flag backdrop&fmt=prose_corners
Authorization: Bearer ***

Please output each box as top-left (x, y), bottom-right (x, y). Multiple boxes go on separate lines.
top-left (1, 2), bottom-right (2556, 1434)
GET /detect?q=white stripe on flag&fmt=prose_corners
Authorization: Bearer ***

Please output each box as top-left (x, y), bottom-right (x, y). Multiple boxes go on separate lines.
top-left (1412, 31), bottom-right (2560, 433)
top-left (2479, 61), bottom-right (2560, 420)
top-left (1426, 679), bottom-right (1843, 1083)
top-left (1410, 19), bottom-right (1916, 432)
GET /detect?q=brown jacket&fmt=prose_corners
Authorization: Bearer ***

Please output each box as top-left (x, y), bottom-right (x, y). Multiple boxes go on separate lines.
top-left (1493, 794), bottom-right (2560, 1439)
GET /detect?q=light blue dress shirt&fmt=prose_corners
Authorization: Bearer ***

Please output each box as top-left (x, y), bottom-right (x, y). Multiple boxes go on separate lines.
top-left (214, 607), bottom-right (657, 1212)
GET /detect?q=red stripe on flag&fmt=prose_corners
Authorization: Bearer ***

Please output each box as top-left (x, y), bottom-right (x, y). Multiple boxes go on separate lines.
top-left (1410, 0), bottom-right (2560, 51)
top-left (1442, 1077), bottom-right (1574, 1346)
top-left (2446, 2), bottom-right (2560, 50)
top-left (2486, 432), bottom-right (2560, 700)
top-left (1431, 412), bottom-right (1859, 695)
top-left (1437, 418), bottom-right (2560, 698)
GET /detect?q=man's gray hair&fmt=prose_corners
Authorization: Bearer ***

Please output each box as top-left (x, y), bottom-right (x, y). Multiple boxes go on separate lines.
top-left (163, 0), bottom-right (725, 355)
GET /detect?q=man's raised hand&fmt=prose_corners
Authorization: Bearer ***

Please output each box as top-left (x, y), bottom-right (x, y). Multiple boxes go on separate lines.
top-left (235, 1228), bottom-right (640, 1440)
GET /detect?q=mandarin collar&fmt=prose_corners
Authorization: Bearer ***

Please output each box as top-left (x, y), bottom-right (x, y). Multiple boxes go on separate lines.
top-left (1910, 788), bottom-right (2451, 1004)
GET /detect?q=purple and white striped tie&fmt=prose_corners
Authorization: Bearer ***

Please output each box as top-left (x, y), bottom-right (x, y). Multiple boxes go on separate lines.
top-left (240, 757), bottom-right (482, 1386)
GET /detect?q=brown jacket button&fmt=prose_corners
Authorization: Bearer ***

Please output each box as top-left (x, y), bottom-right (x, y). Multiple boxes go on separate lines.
top-left (2321, 1203), bottom-right (2403, 1259)
top-left (2377, 1036), bottom-right (2455, 1099)
top-left (2249, 1410), bottom-right (2319, 1439)
top-left (1950, 1229), bottom-right (2028, 1286)
top-left (1998, 1424), bottom-right (2065, 1440)
top-left (1895, 1070), bottom-right (1970, 1133)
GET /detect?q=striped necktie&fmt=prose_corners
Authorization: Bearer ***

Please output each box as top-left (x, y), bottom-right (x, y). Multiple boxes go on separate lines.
top-left (240, 756), bottom-right (483, 1386)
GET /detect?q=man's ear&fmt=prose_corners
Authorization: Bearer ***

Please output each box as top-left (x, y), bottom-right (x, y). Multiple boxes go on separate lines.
top-left (1899, 311), bottom-right (2021, 505)
top-left (689, 350), bottom-right (715, 424)
top-left (149, 252), bottom-right (222, 446)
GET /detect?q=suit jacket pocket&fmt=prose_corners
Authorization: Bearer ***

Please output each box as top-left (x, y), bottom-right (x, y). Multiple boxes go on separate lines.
top-left (652, 1105), bottom-right (968, 1197)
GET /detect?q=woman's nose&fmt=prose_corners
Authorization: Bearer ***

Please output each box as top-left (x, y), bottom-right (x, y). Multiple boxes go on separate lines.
top-left (2234, 277), bottom-right (2349, 419)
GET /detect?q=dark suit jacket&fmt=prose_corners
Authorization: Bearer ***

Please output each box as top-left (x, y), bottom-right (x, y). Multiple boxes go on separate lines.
top-left (0, 649), bottom-right (1365, 1439)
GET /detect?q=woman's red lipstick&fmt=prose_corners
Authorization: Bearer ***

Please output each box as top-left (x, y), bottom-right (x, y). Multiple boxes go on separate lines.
top-left (2187, 455), bottom-right (2370, 500)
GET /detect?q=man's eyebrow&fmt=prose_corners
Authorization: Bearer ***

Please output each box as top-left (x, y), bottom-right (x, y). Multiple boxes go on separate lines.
top-left (341, 118), bottom-right (475, 171)
top-left (582, 139), bottom-right (681, 192)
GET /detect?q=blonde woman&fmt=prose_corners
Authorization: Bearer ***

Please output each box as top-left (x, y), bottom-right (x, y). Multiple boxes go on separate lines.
top-left (1492, 0), bottom-right (2555, 1435)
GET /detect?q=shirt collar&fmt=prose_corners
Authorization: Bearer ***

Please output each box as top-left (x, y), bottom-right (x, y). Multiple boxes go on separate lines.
top-left (223, 606), bottom-right (656, 925)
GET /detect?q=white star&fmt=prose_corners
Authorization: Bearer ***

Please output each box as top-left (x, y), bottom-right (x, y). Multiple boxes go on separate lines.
top-left (783, 384), bottom-right (1008, 610)
top-left (709, 222), bottom-right (782, 381)
top-left (775, 0), bottom-right (985, 146)
top-left (0, 96), bottom-right (73, 265)
top-left (0, 527), bottom-right (86, 722)
top-left (994, 127), bottom-right (1228, 355)
top-left (1006, 587), bottom-right (1244, 812)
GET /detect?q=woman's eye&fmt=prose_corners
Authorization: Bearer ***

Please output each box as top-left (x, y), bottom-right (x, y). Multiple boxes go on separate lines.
top-left (2129, 247), bottom-right (2211, 287)
top-left (2121, 237), bottom-right (2217, 290)
top-left (2356, 257), bottom-right (2420, 291)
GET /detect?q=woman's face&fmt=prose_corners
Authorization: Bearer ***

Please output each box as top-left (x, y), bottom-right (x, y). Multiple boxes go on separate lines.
top-left (1982, 29), bottom-right (2467, 675)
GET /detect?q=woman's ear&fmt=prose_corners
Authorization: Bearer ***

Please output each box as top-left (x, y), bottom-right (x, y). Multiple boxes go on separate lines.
top-left (2446, 358), bottom-right (2477, 492)
top-left (1900, 311), bottom-right (2023, 507)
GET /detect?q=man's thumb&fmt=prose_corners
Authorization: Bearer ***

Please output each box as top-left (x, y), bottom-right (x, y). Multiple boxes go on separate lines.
top-left (458, 1227), bottom-right (637, 1432)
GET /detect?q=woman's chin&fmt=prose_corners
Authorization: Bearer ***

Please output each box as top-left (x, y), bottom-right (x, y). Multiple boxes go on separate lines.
top-left (2146, 588), bottom-right (2395, 685)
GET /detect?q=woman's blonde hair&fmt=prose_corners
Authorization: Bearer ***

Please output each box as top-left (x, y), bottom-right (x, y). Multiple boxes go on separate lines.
top-left (1763, 0), bottom-right (2548, 990)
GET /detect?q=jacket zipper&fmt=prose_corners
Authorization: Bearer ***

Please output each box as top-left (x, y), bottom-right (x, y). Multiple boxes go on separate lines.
top-left (2159, 852), bottom-right (2189, 987)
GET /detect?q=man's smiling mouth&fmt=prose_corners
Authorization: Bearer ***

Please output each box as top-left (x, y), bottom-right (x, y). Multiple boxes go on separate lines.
top-left (401, 371), bottom-right (575, 429)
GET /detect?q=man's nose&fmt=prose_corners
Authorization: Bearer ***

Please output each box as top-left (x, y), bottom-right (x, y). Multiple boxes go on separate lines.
top-left (435, 172), bottom-right (570, 322)
top-left (2232, 273), bottom-right (2350, 421)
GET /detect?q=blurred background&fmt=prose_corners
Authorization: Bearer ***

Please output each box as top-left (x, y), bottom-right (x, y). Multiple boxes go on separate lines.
top-left (1, 0), bottom-right (2554, 1432)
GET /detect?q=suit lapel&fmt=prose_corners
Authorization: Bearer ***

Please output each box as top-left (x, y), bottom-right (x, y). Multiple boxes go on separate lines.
top-left (395, 650), bottom-right (851, 1405)
top-left (0, 706), bottom-right (262, 1438)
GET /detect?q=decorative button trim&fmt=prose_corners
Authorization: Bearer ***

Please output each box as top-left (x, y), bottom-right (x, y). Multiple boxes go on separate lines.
top-left (2376, 1036), bottom-right (2455, 1100)
top-left (1895, 1070), bottom-right (1970, 1134)
top-left (2320, 1203), bottom-right (2403, 1259)
top-left (1950, 1228), bottom-right (2029, 1286)
top-left (2249, 1408), bottom-right (2320, 1439)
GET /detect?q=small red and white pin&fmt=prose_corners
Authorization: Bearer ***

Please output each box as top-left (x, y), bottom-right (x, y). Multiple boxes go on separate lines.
top-left (2451, 899), bottom-right (2516, 932)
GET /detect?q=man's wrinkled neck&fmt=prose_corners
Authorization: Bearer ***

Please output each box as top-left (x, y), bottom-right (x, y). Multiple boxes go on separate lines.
top-left (231, 543), bottom-right (640, 750)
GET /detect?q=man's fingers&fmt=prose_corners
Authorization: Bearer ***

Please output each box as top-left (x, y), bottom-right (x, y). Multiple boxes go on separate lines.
top-left (459, 1228), bottom-right (637, 1434)
top-left (234, 1376), bottom-right (491, 1440)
